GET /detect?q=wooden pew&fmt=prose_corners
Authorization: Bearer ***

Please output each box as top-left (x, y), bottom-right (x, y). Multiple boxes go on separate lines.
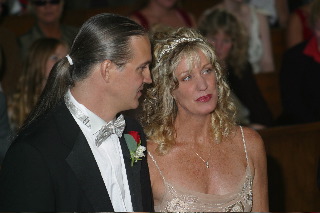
top-left (254, 71), bottom-right (282, 120)
top-left (253, 28), bottom-right (286, 120)
top-left (258, 122), bottom-right (320, 211)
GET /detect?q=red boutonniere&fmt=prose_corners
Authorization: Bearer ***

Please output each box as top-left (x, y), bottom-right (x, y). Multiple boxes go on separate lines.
top-left (124, 131), bottom-right (146, 166)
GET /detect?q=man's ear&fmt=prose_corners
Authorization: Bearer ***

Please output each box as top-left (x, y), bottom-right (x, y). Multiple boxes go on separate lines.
top-left (100, 59), bottom-right (113, 83)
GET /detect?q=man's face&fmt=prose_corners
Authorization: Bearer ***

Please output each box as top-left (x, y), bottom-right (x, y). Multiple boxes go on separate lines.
top-left (108, 36), bottom-right (152, 112)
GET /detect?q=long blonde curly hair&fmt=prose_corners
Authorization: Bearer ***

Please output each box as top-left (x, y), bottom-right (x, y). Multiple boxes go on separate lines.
top-left (141, 27), bottom-right (237, 155)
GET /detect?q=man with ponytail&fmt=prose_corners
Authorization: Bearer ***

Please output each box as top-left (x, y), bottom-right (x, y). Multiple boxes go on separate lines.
top-left (0, 13), bottom-right (153, 212)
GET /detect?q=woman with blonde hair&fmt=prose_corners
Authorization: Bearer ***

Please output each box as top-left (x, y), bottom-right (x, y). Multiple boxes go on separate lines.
top-left (8, 37), bottom-right (68, 131)
top-left (199, 0), bottom-right (274, 74)
top-left (141, 27), bottom-right (268, 212)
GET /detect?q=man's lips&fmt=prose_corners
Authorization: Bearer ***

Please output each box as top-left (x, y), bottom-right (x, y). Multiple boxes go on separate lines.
top-left (196, 94), bottom-right (212, 102)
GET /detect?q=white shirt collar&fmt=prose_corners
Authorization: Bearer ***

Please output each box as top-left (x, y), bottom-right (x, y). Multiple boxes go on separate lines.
top-left (65, 89), bottom-right (110, 134)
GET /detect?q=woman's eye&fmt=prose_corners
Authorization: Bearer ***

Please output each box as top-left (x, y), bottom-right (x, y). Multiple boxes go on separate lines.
top-left (182, 75), bottom-right (191, 81)
top-left (202, 69), bottom-right (212, 74)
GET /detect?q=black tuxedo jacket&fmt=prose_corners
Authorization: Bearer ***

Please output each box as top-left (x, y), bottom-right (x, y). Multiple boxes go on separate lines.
top-left (0, 101), bottom-right (154, 212)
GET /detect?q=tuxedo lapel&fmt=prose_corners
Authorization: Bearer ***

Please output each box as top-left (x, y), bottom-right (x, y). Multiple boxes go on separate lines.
top-left (56, 102), bottom-right (113, 211)
top-left (120, 132), bottom-right (143, 211)
top-left (66, 134), bottom-right (113, 211)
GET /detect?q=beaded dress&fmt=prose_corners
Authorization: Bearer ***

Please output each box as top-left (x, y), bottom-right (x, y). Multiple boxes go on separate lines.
top-left (148, 127), bottom-right (253, 212)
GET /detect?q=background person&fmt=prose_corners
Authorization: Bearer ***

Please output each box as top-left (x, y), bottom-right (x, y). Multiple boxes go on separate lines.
top-left (200, 0), bottom-right (274, 74)
top-left (7, 38), bottom-right (68, 132)
top-left (130, 0), bottom-right (196, 31)
top-left (279, 0), bottom-right (320, 125)
top-left (286, 0), bottom-right (314, 49)
top-left (19, 0), bottom-right (78, 59)
top-left (198, 8), bottom-right (273, 129)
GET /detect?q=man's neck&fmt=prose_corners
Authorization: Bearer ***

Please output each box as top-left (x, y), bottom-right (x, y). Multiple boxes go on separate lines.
top-left (70, 85), bottom-right (116, 123)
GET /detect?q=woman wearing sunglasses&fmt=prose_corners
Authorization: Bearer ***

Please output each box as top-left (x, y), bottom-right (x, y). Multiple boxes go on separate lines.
top-left (19, 0), bottom-right (78, 59)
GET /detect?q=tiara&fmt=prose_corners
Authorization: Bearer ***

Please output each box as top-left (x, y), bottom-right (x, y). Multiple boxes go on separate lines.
top-left (157, 37), bottom-right (204, 62)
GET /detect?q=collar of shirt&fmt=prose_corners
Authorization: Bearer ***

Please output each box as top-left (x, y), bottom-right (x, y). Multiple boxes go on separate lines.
top-left (65, 89), bottom-right (111, 136)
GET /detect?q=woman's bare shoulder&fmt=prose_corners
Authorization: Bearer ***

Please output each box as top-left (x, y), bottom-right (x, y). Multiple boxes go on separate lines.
top-left (239, 126), bottom-right (265, 155)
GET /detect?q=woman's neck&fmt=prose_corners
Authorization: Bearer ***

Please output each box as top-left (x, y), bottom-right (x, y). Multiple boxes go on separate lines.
top-left (174, 113), bottom-right (213, 144)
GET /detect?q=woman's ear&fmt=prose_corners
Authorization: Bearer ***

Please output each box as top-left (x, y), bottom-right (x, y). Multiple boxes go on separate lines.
top-left (100, 59), bottom-right (112, 83)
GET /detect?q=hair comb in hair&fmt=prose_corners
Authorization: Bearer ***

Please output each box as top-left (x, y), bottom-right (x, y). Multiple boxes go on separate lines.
top-left (157, 37), bottom-right (204, 63)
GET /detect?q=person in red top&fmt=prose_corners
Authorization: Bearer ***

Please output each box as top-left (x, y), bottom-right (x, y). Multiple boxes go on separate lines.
top-left (286, 0), bottom-right (314, 49)
top-left (130, 0), bottom-right (196, 31)
top-left (279, 0), bottom-right (320, 125)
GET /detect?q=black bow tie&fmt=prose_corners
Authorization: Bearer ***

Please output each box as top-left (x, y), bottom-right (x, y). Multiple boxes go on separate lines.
top-left (95, 114), bottom-right (126, 147)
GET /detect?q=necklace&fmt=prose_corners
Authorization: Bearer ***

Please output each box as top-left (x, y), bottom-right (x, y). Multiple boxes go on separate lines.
top-left (194, 146), bottom-right (212, 169)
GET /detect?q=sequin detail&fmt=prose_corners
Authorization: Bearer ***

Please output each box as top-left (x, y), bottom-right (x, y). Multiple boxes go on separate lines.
top-left (157, 170), bottom-right (253, 212)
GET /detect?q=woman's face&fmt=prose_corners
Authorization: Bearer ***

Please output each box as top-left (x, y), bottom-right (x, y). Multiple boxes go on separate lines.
top-left (207, 31), bottom-right (233, 61)
top-left (32, 0), bottom-right (64, 24)
top-left (43, 44), bottom-right (68, 85)
top-left (172, 49), bottom-right (218, 117)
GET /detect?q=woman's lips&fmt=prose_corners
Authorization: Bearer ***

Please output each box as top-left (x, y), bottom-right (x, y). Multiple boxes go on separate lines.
top-left (196, 94), bottom-right (212, 102)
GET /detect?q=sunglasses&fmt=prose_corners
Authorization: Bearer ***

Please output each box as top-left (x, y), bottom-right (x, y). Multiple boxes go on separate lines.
top-left (32, 0), bottom-right (61, 6)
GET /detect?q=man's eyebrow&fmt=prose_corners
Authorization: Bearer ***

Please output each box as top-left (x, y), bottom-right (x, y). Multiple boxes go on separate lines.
top-left (138, 60), bottom-right (152, 67)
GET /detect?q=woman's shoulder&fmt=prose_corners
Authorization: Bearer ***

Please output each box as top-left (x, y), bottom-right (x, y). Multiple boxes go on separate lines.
top-left (238, 126), bottom-right (265, 154)
top-left (238, 126), bottom-right (266, 169)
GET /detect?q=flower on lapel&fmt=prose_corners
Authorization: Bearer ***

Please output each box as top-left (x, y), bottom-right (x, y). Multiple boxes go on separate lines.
top-left (124, 131), bottom-right (146, 166)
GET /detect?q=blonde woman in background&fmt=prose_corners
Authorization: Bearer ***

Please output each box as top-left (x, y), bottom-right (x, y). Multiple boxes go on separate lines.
top-left (200, 0), bottom-right (274, 74)
top-left (198, 9), bottom-right (273, 129)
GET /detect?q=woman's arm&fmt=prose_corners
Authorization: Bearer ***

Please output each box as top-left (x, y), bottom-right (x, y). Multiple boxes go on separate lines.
top-left (244, 127), bottom-right (269, 211)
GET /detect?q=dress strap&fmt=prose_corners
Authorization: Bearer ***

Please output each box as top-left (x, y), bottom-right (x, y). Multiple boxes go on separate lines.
top-left (148, 151), bottom-right (166, 182)
top-left (239, 126), bottom-right (249, 166)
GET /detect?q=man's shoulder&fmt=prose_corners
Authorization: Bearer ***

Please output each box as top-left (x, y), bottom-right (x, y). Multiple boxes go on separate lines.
top-left (13, 102), bottom-right (77, 149)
